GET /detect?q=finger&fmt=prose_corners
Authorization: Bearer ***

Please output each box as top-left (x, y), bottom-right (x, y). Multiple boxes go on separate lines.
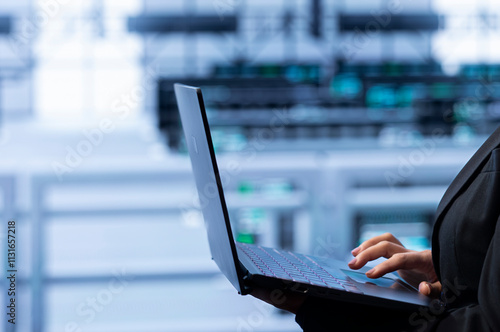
top-left (348, 241), bottom-right (407, 270)
top-left (250, 287), bottom-right (306, 314)
top-left (364, 252), bottom-right (423, 278)
top-left (351, 233), bottom-right (403, 256)
top-left (418, 281), bottom-right (442, 298)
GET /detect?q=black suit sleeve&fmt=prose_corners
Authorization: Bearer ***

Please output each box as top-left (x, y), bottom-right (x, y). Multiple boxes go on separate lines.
top-left (295, 297), bottom-right (415, 332)
top-left (431, 214), bottom-right (500, 332)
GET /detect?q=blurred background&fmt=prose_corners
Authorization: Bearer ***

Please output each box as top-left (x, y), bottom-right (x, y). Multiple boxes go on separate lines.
top-left (0, 0), bottom-right (499, 331)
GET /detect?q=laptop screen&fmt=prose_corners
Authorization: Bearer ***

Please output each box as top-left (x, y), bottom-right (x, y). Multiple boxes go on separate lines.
top-left (174, 83), bottom-right (247, 294)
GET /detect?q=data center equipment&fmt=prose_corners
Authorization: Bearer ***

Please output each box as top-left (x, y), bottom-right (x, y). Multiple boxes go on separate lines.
top-left (0, 16), bottom-right (11, 34)
top-left (148, 1), bottom-right (495, 267)
top-left (127, 14), bottom-right (237, 34)
top-left (158, 61), bottom-right (500, 152)
top-left (338, 14), bottom-right (442, 32)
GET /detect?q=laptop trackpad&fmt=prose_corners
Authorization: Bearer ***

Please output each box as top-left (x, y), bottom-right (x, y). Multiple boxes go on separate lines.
top-left (341, 269), bottom-right (414, 291)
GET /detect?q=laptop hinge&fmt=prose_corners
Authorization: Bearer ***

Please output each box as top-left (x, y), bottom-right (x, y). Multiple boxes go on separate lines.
top-left (239, 263), bottom-right (253, 295)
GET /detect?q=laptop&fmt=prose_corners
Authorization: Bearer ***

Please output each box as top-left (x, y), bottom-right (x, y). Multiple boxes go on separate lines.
top-left (174, 83), bottom-right (430, 311)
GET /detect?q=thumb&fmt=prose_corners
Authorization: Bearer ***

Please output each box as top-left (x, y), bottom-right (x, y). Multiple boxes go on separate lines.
top-left (418, 281), bottom-right (442, 298)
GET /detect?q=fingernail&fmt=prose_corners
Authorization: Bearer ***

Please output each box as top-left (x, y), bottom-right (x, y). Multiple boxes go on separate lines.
top-left (419, 283), bottom-right (430, 294)
top-left (351, 247), bottom-right (360, 255)
top-left (366, 268), bottom-right (374, 276)
top-left (348, 258), bottom-right (357, 266)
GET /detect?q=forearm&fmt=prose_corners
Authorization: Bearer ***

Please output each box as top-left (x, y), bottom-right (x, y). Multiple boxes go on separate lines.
top-left (427, 305), bottom-right (494, 332)
top-left (295, 297), bottom-right (415, 332)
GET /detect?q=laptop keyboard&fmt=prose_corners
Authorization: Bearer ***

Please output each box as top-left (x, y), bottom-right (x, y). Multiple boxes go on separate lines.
top-left (237, 242), bottom-right (362, 294)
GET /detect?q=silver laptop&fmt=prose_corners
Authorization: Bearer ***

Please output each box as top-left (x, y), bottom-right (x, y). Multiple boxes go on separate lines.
top-left (174, 83), bottom-right (430, 310)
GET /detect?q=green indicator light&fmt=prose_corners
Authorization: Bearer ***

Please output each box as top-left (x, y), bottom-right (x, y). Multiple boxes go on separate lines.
top-left (237, 181), bottom-right (254, 195)
top-left (431, 83), bottom-right (455, 99)
top-left (237, 233), bottom-right (255, 244)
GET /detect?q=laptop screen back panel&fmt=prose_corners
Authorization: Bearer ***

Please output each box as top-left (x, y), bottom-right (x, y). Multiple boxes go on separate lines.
top-left (174, 84), bottom-right (248, 294)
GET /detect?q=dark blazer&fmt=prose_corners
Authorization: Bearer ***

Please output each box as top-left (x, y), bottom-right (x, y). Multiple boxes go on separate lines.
top-left (428, 125), bottom-right (500, 331)
top-left (296, 127), bottom-right (500, 331)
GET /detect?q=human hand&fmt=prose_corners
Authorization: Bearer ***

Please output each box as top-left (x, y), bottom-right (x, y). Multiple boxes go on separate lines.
top-left (348, 233), bottom-right (441, 298)
top-left (250, 286), bottom-right (307, 314)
